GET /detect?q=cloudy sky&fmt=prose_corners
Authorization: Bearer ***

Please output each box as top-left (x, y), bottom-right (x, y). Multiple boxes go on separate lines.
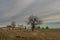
top-left (0, 0), bottom-right (60, 28)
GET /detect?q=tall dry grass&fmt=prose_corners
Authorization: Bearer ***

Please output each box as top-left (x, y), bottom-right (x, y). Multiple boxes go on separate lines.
top-left (0, 29), bottom-right (60, 40)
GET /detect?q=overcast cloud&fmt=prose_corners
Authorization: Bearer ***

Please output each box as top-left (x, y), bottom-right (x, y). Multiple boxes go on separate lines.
top-left (0, 0), bottom-right (60, 26)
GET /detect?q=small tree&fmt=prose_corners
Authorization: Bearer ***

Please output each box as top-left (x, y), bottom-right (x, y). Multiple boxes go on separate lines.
top-left (25, 26), bottom-right (26, 30)
top-left (7, 25), bottom-right (12, 30)
top-left (37, 26), bottom-right (40, 29)
top-left (46, 26), bottom-right (49, 29)
top-left (11, 21), bottom-right (16, 29)
top-left (27, 15), bottom-right (42, 31)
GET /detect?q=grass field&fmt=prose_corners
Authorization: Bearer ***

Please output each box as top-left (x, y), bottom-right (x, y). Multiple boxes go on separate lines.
top-left (0, 29), bottom-right (60, 40)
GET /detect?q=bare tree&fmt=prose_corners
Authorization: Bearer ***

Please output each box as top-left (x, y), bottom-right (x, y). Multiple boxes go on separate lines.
top-left (27, 15), bottom-right (42, 31)
top-left (7, 25), bottom-right (12, 30)
top-left (11, 21), bottom-right (16, 29)
top-left (25, 26), bottom-right (26, 30)
top-left (46, 26), bottom-right (49, 29)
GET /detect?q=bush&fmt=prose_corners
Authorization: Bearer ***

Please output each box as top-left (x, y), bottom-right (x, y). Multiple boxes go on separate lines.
top-left (46, 26), bottom-right (49, 29)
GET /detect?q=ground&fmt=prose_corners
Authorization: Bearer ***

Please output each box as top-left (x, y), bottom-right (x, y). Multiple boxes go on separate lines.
top-left (0, 29), bottom-right (60, 40)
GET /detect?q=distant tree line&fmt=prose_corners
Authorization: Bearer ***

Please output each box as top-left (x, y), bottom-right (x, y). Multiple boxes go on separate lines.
top-left (37, 26), bottom-right (49, 29)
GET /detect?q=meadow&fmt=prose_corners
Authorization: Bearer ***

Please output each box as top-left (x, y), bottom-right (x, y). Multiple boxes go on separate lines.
top-left (0, 29), bottom-right (60, 40)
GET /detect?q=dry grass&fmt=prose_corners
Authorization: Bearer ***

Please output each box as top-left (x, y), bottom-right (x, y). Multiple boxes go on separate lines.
top-left (0, 29), bottom-right (60, 40)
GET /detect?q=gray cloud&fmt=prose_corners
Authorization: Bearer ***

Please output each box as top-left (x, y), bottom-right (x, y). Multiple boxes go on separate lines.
top-left (0, 0), bottom-right (60, 25)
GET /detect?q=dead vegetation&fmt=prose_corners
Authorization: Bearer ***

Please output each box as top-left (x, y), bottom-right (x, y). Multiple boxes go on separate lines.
top-left (0, 29), bottom-right (60, 40)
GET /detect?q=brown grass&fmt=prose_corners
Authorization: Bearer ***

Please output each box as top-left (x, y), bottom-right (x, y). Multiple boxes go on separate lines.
top-left (0, 29), bottom-right (60, 40)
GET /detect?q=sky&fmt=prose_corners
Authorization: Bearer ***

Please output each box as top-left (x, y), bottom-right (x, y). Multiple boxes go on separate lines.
top-left (0, 0), bottom-right (60, 28)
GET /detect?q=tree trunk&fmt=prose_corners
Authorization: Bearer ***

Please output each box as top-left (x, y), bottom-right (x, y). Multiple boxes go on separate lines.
top-left (31, 23), bottom-right (35, 31)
